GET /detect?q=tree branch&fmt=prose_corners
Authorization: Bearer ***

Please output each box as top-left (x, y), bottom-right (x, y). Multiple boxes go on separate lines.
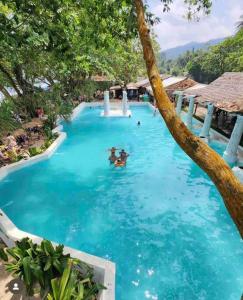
top-left (0, 63), bottom-right (22, 97)
top-left (0, 84), bottom-right (13, 100)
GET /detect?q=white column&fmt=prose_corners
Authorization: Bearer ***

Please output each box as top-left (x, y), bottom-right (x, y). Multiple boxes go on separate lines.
top-left (104, 90), bottom-right (110, 116)
top-left (186, 95), bottom-right (195, 130)
top-left (122, 90), bottom-right (128, 116)
top-left (223, 115), bottom-right (243, 164)
top-left (175, 92), bottom-right (184, 115)
top-left (200, 103), bottom-right (214, 139)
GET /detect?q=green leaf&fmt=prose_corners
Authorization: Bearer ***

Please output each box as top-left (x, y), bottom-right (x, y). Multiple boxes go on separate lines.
top-left (53, 259), bottom-right (62, 274)
top-left (22, 256), bottom-right (32, 286)
top-left (80, 278), bottom-right (90, 284)
top-left (76, 283), bottom-right (84, 300)
top-left (44, 257), bottom-right (52, 271)
top-left (50, 278), bottom-right (59, 300)
top-left (47, 294), bottom-right (54, 300)
top-left (42, 240), bottom-right (55, 256)
top-left (0, 248), bottom-right (8, 262)
top-left (31, 264), bottom-right (44, 287)
top-left (6, 248), bottom-right (21, 260)
top-left (59, 259), bottom-right (72, 299)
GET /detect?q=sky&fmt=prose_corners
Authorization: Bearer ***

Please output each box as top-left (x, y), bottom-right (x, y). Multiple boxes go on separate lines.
top-left (148, 0), bottom-right (243, 50)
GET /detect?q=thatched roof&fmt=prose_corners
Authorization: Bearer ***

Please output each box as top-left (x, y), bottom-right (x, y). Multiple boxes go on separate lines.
top-left (185, 72), bottom-right (243, 113)
top-left (184, 83), bottom-right (208, 92)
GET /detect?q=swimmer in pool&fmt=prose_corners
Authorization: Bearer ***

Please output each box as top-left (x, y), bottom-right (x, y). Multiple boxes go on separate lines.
top-left (119, 149), bottom-right (129, 163)
top-left (108, 147), bottom-right (119, 164)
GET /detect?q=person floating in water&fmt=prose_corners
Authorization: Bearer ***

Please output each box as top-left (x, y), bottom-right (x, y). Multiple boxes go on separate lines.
top-left (114, 158), bottom-right (124, 167)
top-left (108, 147), bottom-right (119, 164)
top-left (137, 121), bottom-right (141, 126)
top-left (119, 149), bottom-right (129, 164)
top-left (114, 150), bottom-right (129, 167)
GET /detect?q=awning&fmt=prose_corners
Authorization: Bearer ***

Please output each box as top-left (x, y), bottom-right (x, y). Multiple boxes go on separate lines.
top-left (110, 85), bottom-right (122, 90)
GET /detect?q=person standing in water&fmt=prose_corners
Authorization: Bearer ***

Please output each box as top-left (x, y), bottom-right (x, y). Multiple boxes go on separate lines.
top-left (108, 147), bottom-right (119, 164)
top-left (119, 149), bottom-right (129, 163)
top-left (137, 121), bottom-right (141, 126)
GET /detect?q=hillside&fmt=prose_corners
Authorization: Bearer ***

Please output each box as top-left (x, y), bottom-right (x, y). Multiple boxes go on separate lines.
top-left (161, 37), bottom-right (227, 60)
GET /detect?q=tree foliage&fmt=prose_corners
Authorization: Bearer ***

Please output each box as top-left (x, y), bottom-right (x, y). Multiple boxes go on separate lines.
top-left (0, 0), bottom-right (147, 130)
top-left (159, 30), bottom-right (243, 83)
top-left (0, 0), bottom-right (141, 114)
top-left (187, 30), bottom-right (243, 83)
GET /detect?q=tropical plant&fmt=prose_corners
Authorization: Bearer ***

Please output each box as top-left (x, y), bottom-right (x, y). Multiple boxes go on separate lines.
top-left (0, 238), bottom-right (104, 299)
top-left (0, 238), bottom-right (70, 295)
top-left (47, 259), bottom-right (104, 300)
top-left (0, 247), bottom-right (8, 261)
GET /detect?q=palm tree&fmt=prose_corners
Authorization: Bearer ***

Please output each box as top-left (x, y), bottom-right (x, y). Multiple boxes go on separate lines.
top-left (237, 15), bottom-right (243, 31)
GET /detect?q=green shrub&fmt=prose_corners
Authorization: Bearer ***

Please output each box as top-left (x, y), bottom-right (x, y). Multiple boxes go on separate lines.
top-left (29, 147), bottom-right (43, 156)
top-left (0, 238), bottom-right (105, 299)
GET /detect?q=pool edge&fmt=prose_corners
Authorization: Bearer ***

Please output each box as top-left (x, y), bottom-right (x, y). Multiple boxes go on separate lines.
top-left (0, 208), bottom-right (115, 300)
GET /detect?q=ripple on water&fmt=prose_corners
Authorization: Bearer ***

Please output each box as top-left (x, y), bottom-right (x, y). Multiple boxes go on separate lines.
top-left (0, 107), bottom-right (242, 300)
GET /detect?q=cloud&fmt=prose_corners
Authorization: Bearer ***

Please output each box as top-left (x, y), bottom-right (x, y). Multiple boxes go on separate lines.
top-left (149, 0), bottom-right (243, 50)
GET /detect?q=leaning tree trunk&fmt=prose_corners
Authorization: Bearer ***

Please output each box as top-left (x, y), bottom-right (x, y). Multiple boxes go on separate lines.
top-left (0, 83), bottom-right (13, 99)
top-left (134, 0), bottom-right (243, 238)
top-left (0, 63), bottom-right (22, 97)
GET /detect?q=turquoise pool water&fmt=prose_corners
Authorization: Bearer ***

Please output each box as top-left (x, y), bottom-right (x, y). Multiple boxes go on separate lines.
top-left (0, 106), bottom-right (242, 299)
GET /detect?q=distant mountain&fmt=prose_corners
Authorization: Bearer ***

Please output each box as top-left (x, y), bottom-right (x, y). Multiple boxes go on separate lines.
top-left (161, 37), bottom-right (227, 60)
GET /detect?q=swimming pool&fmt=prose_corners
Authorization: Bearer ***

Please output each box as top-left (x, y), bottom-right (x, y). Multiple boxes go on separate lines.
top-left (0, 106), bottom-right (242, 299)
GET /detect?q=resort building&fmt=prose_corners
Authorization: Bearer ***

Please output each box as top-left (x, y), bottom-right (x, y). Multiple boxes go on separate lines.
top-left (110, 75), bottom-right (198, 101)
top-left (144, 76), bottom-right (197, 98)
top-left (184, 72), bottom-right (243, 141)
